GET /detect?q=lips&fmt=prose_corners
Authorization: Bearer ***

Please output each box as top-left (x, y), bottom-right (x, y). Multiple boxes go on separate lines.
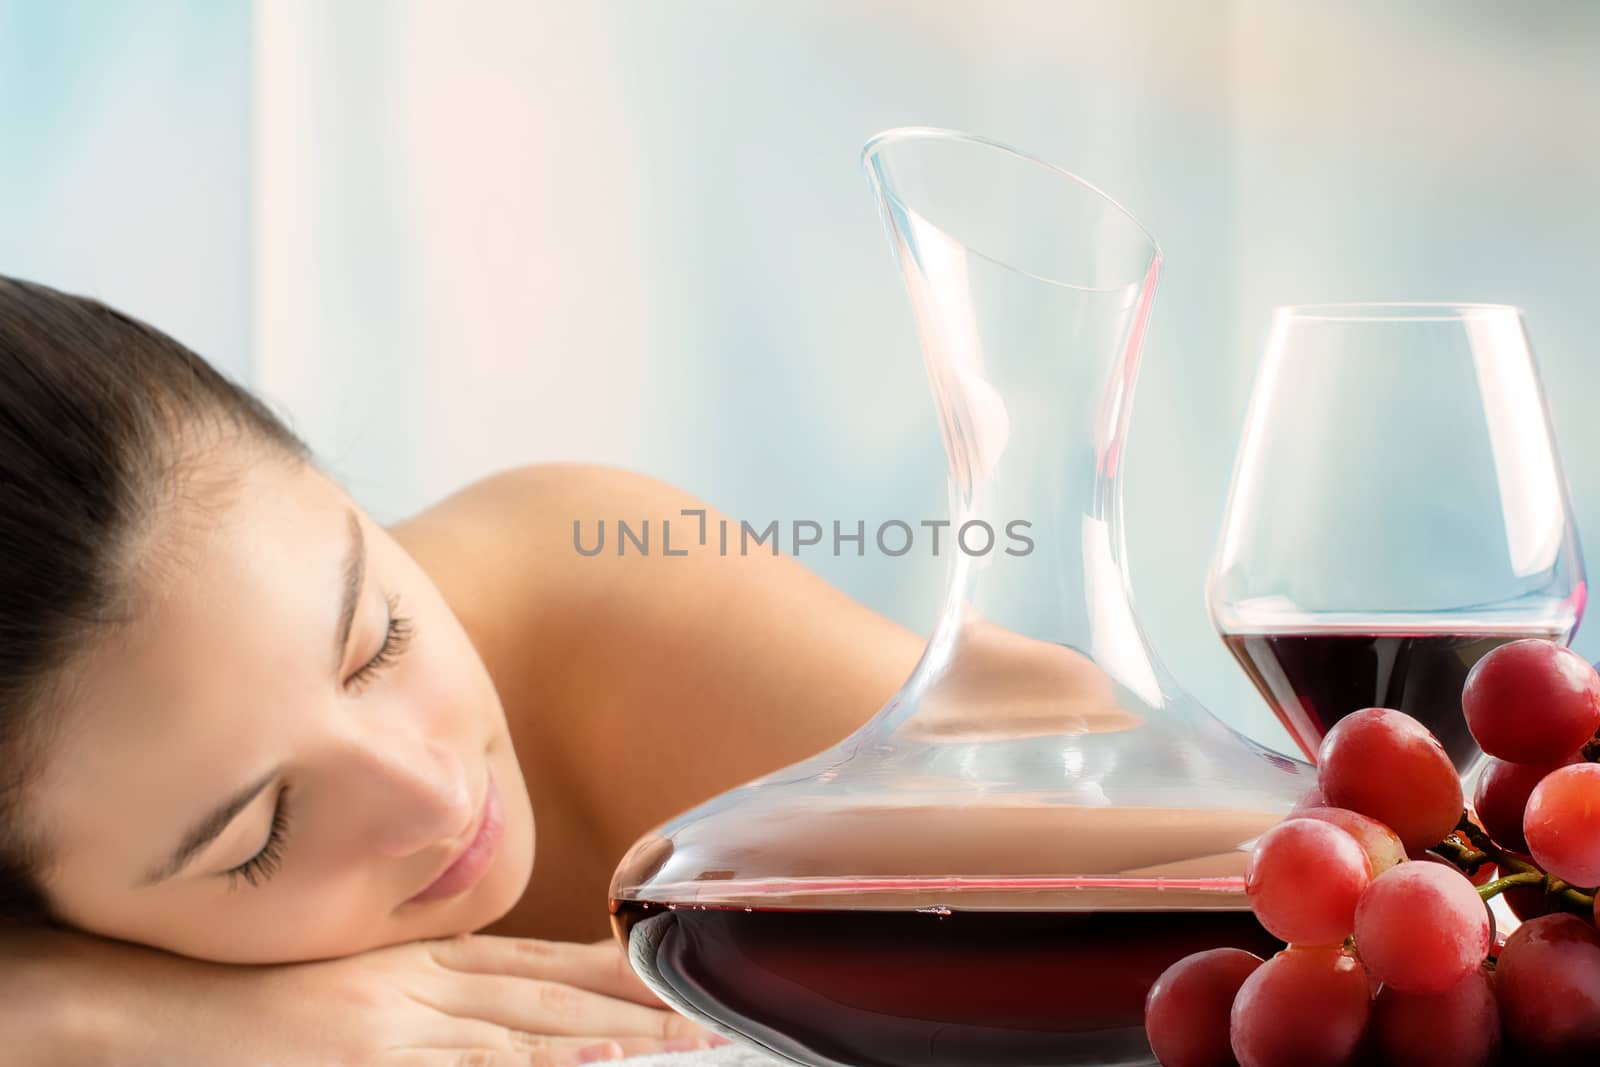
top-left (405, 769), bottom-right (504, 906)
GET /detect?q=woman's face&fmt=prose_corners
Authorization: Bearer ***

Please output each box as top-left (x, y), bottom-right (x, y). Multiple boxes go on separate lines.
top-left (32, 455), bottom-right (535, 963)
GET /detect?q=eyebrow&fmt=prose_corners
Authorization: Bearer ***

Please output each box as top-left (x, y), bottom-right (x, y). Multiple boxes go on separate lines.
top-left (139, 508), bottom-right (366, 887)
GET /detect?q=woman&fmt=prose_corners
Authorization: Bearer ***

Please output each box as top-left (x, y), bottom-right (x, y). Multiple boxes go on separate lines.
top-left (0, 276), bottom-right (927, 1065)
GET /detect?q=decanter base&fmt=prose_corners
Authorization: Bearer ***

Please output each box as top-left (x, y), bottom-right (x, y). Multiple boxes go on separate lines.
top-left (614, 891), bottom-right (1279, 1067)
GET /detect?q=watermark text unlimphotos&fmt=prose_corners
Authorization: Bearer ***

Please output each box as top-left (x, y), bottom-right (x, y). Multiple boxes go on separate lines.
top-left (572, 510), bottom-right (1034, 558)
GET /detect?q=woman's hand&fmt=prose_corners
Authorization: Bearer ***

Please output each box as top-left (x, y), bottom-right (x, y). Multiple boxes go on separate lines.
top-left (12, 926), bottom-right (726, 1066)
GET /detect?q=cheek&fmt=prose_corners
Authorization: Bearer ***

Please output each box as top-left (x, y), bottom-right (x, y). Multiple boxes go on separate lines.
top-left (408, 601), bottom-right (505, 733)
top-left (40, 848), bottom-right (400, 965)
top-left (164, 878), bottom-right (403, 963)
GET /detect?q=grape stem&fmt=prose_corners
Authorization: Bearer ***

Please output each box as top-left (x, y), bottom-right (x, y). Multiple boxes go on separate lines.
top-left (1473, 869), bottom-right (1543, 897)
top-left (1438, 813), bottom-right (1597, 914)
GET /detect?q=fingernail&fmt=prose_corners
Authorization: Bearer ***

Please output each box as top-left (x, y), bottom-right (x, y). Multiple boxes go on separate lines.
top-left (708, 1034), bottom-right (735, 1047)
top-left (578, 1042), bottom-right (622, 1063)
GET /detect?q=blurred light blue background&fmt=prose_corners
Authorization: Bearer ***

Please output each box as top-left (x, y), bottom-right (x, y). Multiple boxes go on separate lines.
top-left (3, 0), bottom-right (1597, 756)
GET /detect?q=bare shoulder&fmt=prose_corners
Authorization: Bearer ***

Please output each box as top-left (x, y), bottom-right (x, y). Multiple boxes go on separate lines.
top-left (387, 461), bottom-right (700, 682)
top-left (393, 461), bottom-right (689, 535)
top-left (388, 459), bottom-right (718, 600)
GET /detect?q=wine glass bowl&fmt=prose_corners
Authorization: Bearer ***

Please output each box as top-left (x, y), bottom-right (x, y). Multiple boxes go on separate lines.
top-left (1209, 303), bottom-right (1585, 774)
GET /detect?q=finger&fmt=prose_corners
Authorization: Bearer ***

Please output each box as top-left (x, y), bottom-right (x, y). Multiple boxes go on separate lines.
top-left (581, 937), bottom-right (666, 1008)
top-left (415, 1014), bottom-right (702, 1061)
top-left (517, 1034), bottom-right (717, 1059)
top-left (610, 1035), bottom-right (724, 1057)
top-left (380, 1054), bottom-right (532, 1067)
top-left (428, 935), bottom-right (666, 1009)
top-left (379, 1048), bottom-right (604, 1067)
top-left (416, 970), bottom-right (711, 1042)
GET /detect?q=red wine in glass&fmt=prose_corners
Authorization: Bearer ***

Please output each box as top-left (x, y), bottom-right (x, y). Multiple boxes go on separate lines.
top-left (1219, 621), bottom-right (1568, 771)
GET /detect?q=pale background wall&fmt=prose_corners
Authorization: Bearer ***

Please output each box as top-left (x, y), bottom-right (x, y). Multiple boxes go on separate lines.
top-left (0, 1), bottom-right (252, 376)
top-left (4, 1), bottom-right (1599, 755)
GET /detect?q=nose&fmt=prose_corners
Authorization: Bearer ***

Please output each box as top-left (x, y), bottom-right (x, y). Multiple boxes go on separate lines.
top-left (345, 726), bottom-right (476, 858)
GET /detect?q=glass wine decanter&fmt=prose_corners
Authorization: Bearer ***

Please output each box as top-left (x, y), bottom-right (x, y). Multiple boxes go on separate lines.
top-left (609, 128), bottom-right (1313, 1067)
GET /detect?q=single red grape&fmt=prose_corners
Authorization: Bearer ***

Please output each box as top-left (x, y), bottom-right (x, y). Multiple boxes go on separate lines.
top-left (1144, 948), bottom-right (1263, 1067)
top-left (1318, 708), bottom-right (1463, 853)
top-left (1370, 966), bottom-right (1499, 1067)
top-left (1495, 913), bottom-right (1600, 1061)
top-left (1229, 947), bottom-right (1371, 1067)
top-left (1474, 755), bottom-right (1577, 853)
top-left (1462, 639), bottom-right (1600, 765)
top-left (1524, 762), bottom-right (1600, 888)
top-left (1294, 806), bottom-right (1406, 875)
top-left (1245, 819), bottom-right (1370, 945)
top-left (1353, 862), bottom-right (1491, 993)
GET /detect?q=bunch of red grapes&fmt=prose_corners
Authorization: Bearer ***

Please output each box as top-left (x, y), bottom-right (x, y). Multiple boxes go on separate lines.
top-left (1143, 639), bottom-right (1600, 1067)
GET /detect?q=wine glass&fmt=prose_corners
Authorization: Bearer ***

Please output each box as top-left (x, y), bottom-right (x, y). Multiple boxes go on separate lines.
top-left (1208, 303), bottom-right (1585, 774)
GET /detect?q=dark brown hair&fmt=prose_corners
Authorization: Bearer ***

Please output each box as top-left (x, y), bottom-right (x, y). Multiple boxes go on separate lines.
top-left (0, 275), bottom-right (311, 923)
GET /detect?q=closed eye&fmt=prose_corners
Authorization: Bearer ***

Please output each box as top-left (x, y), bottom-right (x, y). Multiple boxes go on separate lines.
top-left (224, 787), bottom-right (291, 890)
top-left (348, 591), bottom-right (414, 690)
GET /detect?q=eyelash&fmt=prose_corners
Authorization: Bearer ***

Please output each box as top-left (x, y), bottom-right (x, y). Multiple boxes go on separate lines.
top-left (224, 595), bottom-right (415, 891)
top-left (225, 788), bottom-right (290, 891)
top-left (348, 591), bottom-right (415, 691)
